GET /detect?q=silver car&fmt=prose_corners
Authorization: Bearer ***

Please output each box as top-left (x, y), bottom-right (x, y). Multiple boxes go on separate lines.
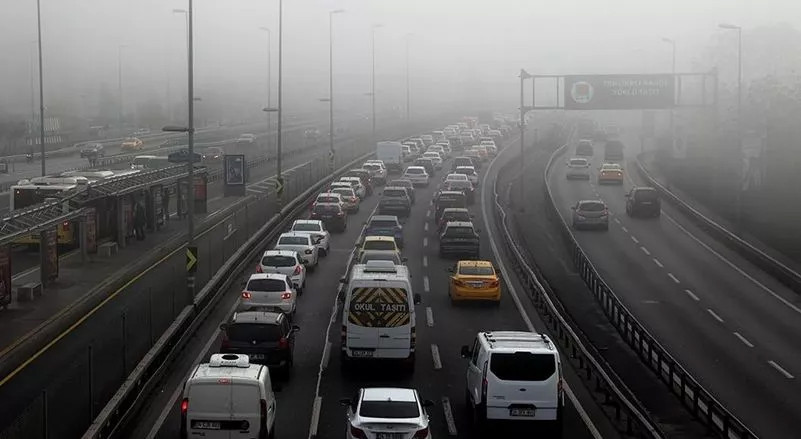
top-left (238, 273), bottom-right (297, 315)
top-left (342, 388), bottom-right (433, 439)
top-left (258, 250), bottom-right (307, 294)
top-left (571, 199), bottom-right (609, 230)
top-left (290, 219), bottom-right (331, 256)
top-left (402, 166), bottom-right (430, 187)
top-left (274, 232), bottom-right (320, 270)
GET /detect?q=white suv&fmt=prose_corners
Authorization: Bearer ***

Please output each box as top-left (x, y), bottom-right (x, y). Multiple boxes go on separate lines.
top-left (461, 331), bottom-right (563, 432)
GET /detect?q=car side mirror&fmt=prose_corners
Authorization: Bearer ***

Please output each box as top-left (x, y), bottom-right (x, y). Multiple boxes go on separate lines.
top-left (292, 325), bottom-right (301, 333)
top-left (339, 276), bottom-right (347, 284)
top-left (423, 399), bottom-right (435, 408)
top-left (570, 206), bottom-right (576, 210)
top-left (272, 382), bottom-right (283, 392)
top-left (301, 259), bottom-right (309, 265)
top-left (219, 323), bottom-right (228, 331)
top-left (402, 257), bottom-right (408, 262)
top-left (339, 398), bottom-right (352, 407)
top-left (475, 229), bottom-right (481, 234)
top-left (414, 293), bottom-right (422, 305)
top-left (460, 345), bottom-right (471, 358)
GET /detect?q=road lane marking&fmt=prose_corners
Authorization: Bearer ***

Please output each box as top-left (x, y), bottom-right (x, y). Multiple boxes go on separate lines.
top-left (423, 276), bottom-right (430, 293)
top-left (685, 289), bottom-right (700, 301)
top-left (426, 210), bottom-right (431, 218)
top-left (707, 308), bottom-right (724, 323)
top-left (423, 237), bottom-right (428, 248)
top-left (640, 246), bottom-right (651, 256)
top-left (667, 273), bottom-right (680, 284)
top-left (614, 218), bottom-right (621, 224)
top-left (768, 360), bottom-right (794, 379)
top-left (426, 306), bottom-right (434, 327)
top-left (431, 344), bottom-right (442, 370)
top-left (621, 226), bottom-right (629, 233)
top-left (309, 396), bottom-right (323, 438)
top-left (630, 235), bottom-right (639, 244)
top-left (424, 223), bottom-right (429, 232)
top-left (653, 258), bottom-right (664, 268)
top-left (662, 213), bottom-right (801, 316)
top-left (322, 341), bottom-right (332, 369)
top-left (441, 397), bottom-right (458, 436)
top-left (422, 256), bottom-right (428, 267)
top-left (733, 332), bottom-right (754, 348)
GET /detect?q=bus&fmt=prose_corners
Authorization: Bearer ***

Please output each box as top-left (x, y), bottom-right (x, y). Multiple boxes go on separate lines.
top-left (131, 155), bottom-right (171, 170)
top-left (10, 177), bottom-right (86, 247)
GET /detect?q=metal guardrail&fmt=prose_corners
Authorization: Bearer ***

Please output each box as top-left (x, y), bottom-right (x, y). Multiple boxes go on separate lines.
top-left (634, 157), bottom-right (801, 295)
top-left (544, 134), bottom-right (758, 439)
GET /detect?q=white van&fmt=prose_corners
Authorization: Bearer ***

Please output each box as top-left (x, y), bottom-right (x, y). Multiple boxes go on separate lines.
top-left (461, 331), bottom-right (563, 432)
top-left (376, 141), bottom-right (404, 173)
top-left (340, 260), bottom-right (420, 372)
top-left (181, 353), bottom-right (277, 439)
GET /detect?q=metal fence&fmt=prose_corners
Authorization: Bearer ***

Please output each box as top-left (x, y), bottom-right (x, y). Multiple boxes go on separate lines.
top-left (543, 132), bottom-right (758, 439)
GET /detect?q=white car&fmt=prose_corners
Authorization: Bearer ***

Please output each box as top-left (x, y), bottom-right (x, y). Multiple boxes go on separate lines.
top-left (362, 162), bottom-right (387, 185)
top-left (443, 173), bottom-right (469, 184)
top-left (238, 273), bottom-right (297, 314)
top-left (402, 166), bottom-right (430, 187)
top-left (330, 186), bottom-right (360, 213)
top-left (274, 232), bottom-right (319, 270)
top-left (566, 157), bottom-right (590, 180)
top-left (342, 387), bottom-right (433, 439)
top-left (236, 133), bottom-right (256, 144)
top-left (422, 152), bottom-right (443, 169)
top-left (258, 249), bottom-right (307, 293)
top-left (480, 140), bottom-right (497, 156)
top-left (290, 219), bottom-right (331, 256)
top-left (455, 165), bottom-right (479, 186)
top-left (339, 177), bottom-right (367, 199)
top-left (427, 144), bottom-right (446, 157)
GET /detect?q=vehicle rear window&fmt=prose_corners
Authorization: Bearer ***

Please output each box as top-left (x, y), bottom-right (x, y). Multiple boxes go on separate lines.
top-left (293, 223), bottom-right (321, 232)
top-left (246, 279), bottom-right (286, 292)
top-left (278, 236), bottom-right (309, 245)
top-left (317, 196), bottom-right (339, 203)
top-left (262, 255), bottom-right (296, 267)
top-left (443, 212), bottom-right (470, 222)
top-left (363, 164), bottom-right (380, 171)
top-left (456, 167), bottom-right (474, 174)
top-left (439, 194), bottom-right (466, 203)
top-left (579, 202), bottom-right (606, 212)
top-left (406, 168), bottom-right (424, 174)
top-left (634, 190), bottom-right (658, 201)
top-left (389, 180), bottom-right (411, 187)
top-left (313, 204), bottom-right (340, 214)
top-left (226, 323), bottom-right (282, 342)
top-left (384, 189), bottom-right (407, 197)
top-left (447, 182), bottom-right (471, 190)
top-left (370, 220), bottom-right (398, 228)
top-left (490, 352), bottom-right (556, 381)
top-left (332, 188), bottom-right (354, 197)
top-left (359, 401), bottom-right (419, 419)
top-left (363, 240), bottom-right (395, 251)
top-left (459, 266), bottom-right (494, 276)
top-left (445, 226), bottom-right (474, 236)
top-left (359, 252), bottom-right (402, 264)
top-left (569, 159), bottom-right (587, 166)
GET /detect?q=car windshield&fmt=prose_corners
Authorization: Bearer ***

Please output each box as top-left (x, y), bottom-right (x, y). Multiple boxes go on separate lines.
top-left (443, 212), bottom-right (470, 222)
top-left (246, 278), bottom-right (286, 292)
top-left (278, 236), bottom-right (309, 246)
top-left (293, 223), bottom-right (321, 232)
top-left (370, 220), bottom-right (398, 228)
top-left (262, 255), bottom-right (296, 267)
top-left (359, 400), bottom-right (420, 419)
top-left (459, 265), bottom-right (494, 276)
top-left (634, 190), bottom-right (658, 201)
top-left (490, 352), bottom-right (556, 381)
top-left (226, 323), bottom-right (282, 342)
top-left (445, 226), bottom-right (474, 236)
top-left (363, 240), bottom-right (395, 251)
top-left (384, 189), bottom-right (407, 197)
top-left (360, 252), bottom-right (402, 264)
top-left (579, 202), bottom-right (606, 212)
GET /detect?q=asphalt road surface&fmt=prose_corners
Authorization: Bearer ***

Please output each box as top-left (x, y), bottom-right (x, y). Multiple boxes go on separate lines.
top-left (547, 133), bottom-right (801, 438)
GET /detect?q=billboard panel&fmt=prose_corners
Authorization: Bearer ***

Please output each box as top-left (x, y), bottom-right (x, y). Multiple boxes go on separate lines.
top-left (564, 74), bottom-right (675, 110)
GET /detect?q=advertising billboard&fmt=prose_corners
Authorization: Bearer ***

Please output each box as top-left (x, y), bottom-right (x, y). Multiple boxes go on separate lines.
top-left (40, 228), bottom-right (58, 285)
top-left (564, 74), bottom-right (675, 110)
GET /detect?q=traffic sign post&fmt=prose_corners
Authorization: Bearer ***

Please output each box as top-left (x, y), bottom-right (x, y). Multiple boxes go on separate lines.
top-left (275, 176), bottom-right (284, 207)
top-left (186, 245), bottom-right (198, 301)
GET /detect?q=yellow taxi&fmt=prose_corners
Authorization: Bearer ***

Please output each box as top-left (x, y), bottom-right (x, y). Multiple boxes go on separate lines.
top-left (448, 260), bottom-right (501, 303)
top-left (358, 236), bottom-right (399, 259)
top-left (121, 137), bottom-right (144, 151)
top-left (597, 163), bottom-right (624, 185)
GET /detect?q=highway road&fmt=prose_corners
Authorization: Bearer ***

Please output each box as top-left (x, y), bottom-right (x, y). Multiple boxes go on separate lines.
top-left (125, 134), bottom-right (611, 439)
top-left (547, 132), bottom-right (801, 438)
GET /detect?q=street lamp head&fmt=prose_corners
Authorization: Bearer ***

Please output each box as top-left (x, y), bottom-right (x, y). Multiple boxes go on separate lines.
top-left (331, 9), bottom-right (345, 14)
top-left (172, 8), bottom-right (187, 14)
top-left (259, 26), bottom-right (271, 32)
top-left (263, 107), bottom-right (279, 113)
top-left (661, 37), bottom-right (674, 44)
top-left (719, 23), bottom-right (741, 30)
top-left (162, 125), bottom-right (189, 132)
top-left (372, 24), bottom-right (383, 29)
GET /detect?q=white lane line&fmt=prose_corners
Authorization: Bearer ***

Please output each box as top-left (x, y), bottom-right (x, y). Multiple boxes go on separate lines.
top-left (422, 256), bottom-right (428, 268)
top-left (614, 218), bottom-right (621, 224)
top-left (309, 396), bottom-right (323, 438)
top-left (733, 332), bottom-right (754, 348)
top-left (667, 273), bottom-right (680, 284)
top-left (685, 289), bottom-right (700, 301)
top-left (423, 276), bottom-right (430, 293)
top-left (423, 237), bottom-right (428, 248)
top-left (424, 223), bottom-right (429, 232)
top-left (630, 235), bottom-right (639, 244)
top-left (431, 344), bottom-right (443, 370)
top-left (426, 210), bottom-right (431, 218)
top-left (621, 226), bottom-right (629, 233)
top-left (426, 306), bottom-right (434, 327)
top-left (768, 360), bottom-right (795, 379)
top-left (441, 397), bottom-right (458, 436)
top-left (662, 213), bottom-right (801, 316)
top-left (640, 246), bottom-right (651, 256)
top-left (653, 258), bottom-right (664, 268)
top-left (707, 308), bottom-right (724, 323)
top-left (322, 341), bottom-right (332, 369)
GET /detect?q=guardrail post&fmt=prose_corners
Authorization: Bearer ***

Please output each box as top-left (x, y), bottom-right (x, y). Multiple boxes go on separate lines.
top-left (42, 390), bottom-right (48, 439)
top-left (121, 310), bottom-right (127, 375)
top-left (88, 345), bottom-right (94, 421)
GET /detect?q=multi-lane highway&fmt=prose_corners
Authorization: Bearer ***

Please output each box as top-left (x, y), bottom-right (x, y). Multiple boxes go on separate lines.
top-left (547, 132), bottom-right (801, 438)
top-left (124, 133), bottom-right (612, 439)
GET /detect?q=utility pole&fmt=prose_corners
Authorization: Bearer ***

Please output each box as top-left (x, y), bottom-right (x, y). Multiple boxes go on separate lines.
top-left (277, 0), bottom-right (284, 204)
top-left (370, 25), bottom-right (382, 145)
top-left (187, 0), bottom-right (196, 299)
top-left (328, 10), bottom-right (344, 173)
top-left (405, 34), bottom-right (412, 124)
top-left (519, 69), bottom-right (531, 212)
top-left (36, 0), bottom-right (46, 176)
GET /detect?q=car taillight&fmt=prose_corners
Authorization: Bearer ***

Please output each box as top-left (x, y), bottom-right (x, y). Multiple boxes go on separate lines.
top-left (260, 399), bottom-right (268, 433)
top-left (241, 291), bottom-right (252, 299)
top-left (602, 209), bottom-right (609, 215)
top-left (181, 398), bottom-right (189, 414)
top-left (62, 221), bottom-right (71, 231)
top-left (304, 249), bottom-right (313, 254)
top-left (281, 292), bottom-right (292, 300)
top-left (411, 326), bottom-right (416, 350)
top-left (180, 398), bottom-right (189, 439)
top-left (413, 426), bottom-right (430, 439)
top-left (278, 337), bottom-right (289, 349)
top-left (256, 265), bottom-right (263, 273)
top-left (349, 425), bottom-right (368, 439)
top-left (341, 325), bottom-right (347, 346)
top-left (293, 265), bottom-right (302, 275)
top-left (488, 280), bottom-right (500, 288)
top-left (220, 331), bottom-right (230, 349)
top-left (337, 212), bottom-right (344, 217)
top-left (350, 197), bottom-right (357, 203)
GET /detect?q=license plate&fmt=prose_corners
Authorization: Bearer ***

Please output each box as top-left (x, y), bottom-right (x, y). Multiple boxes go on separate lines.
top-left (350, 349), bottom-right (374, 358)
top-left (510, 407), bottom-right (536, 417)
top-left (376, 433), bottom-right (403, 439)
top-left (192, 421), bottom-right (221, 430)
top-left (249, 354), bottom-right (265, 360)
top-left (467, 282), bottom-right (484, 288)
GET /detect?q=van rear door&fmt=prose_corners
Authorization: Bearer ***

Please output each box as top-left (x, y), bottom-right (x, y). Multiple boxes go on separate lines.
top-left (230, 381), bottom-right (263, 439)
top-left (486, 351), bottom-right (558, 418)
top-left (346, 287), bottom-right (381, 356)
top-left (186, 382), bottom-right (233, 439)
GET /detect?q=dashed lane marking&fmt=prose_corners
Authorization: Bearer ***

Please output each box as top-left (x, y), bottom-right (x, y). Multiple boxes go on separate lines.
top-left (426, 210), bottom-right (431, 218)
top-left (685, 289), bottom-right (700, 301)
top-left (322, 341), bottom-right (332, 369)
top-left (707, 308), bottom-right (724, 323)
top-left (630, 235), bottom-right (639, 244)
top-left (424, 223), bottom-right (429, 232)
top-left (653, 258), bottom-right (664, 268)
top-left (426, 306), bottom-right (434, 327)
top-left (442, 397), bottom-right (458, 436)
top-left (733, 332), bottom-right (754, 348)
top-left (640, 246), bottom-right (651, 256)
top-left (614, 218), bottom-right (621, 224)
top-left (621, 226), bottom-right (629, 233)
top-left (423, 276), bottom-right (430, 293)
top-left (667, 273), bottom-right (680, 284)
top-left (309, 396), bottom-right (323, 438)
top-left (431, 344), bottom-right (442, 370)
top-left (423, 237), bottom-right (428, 248)
top-left (768, 360), bottom-right (795, 379)
top-left (422, 256), bottom-right (428, 267)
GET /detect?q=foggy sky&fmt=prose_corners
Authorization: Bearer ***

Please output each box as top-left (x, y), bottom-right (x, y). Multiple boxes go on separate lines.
top-left (1, 0), bottom-right (800, 121)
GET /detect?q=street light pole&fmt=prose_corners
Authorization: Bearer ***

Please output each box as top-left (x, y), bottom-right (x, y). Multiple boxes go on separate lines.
top-left (328, 10), bottom-right (344, 173)
top-left (258, 27), bottom-right (272, 155)
top-left (118, 45), bottom-right (126, 138)
top-left (173, 9), bottom-right (189, 122)
top-left (277, 0), bottom-right (284, 200)
top-left (720, 23), bottom-right (743, 232)
top-left (36, 0), bottom-right (45, 176)
top-left (662, 37), bottom-right (676, 154)
top-left (186, 0), bottom-right (196, 298)
top-left (371, 24), bottom-right (382, 145)
top-left (405, 34), bottom-right (412, 124)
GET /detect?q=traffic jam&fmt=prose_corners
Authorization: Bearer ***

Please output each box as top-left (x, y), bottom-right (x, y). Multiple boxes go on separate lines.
top-left (178, 117), bottom-right (565, 439)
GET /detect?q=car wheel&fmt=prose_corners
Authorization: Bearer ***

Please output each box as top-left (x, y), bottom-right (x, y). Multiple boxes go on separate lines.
top-left (320, 247), bottom-right (328, 257)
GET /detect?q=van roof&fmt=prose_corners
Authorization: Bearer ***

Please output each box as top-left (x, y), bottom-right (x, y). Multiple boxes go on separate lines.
top-left (191, 354), bottom-right (266, 380)
top-left (351, 262), bottom-right (409, 282)
top-left (480, 331), bottom-right (555, 353)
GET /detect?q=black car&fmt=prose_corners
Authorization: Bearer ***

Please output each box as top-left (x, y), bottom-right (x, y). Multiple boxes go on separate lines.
top-left (220, 310), bottom-right (300, 379)
top-left (311, 202), bottom-right (347, 232)
top-left (439, 221), bottom-right (480, 258)
top-left (626, 187), bottom-right (661, 218)
top-left (343, 169), bottom-right (373, 196)
top-left (414, 158), bottom-right (435, 175)
top-left (79, 143), bottom-right (105, 158)
top-left (388, 179), bottom-right (415, 204)
top-left (437, 207), bottom-right (471, 234)
top-left (378, 186), bottom-right (412, 216)
top-left (443, 180), bottom-right (475, 205)
top-left (434, 190), bottom-right (467, 222)
top-left (452, 156), bottom-right (476, 172)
